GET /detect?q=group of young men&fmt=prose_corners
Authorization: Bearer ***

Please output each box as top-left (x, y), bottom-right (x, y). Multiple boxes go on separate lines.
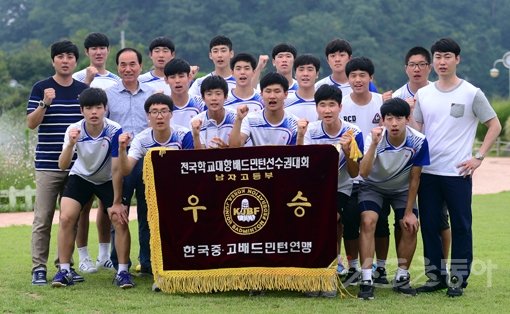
top-left (27, 32), bottom-right (501, 300)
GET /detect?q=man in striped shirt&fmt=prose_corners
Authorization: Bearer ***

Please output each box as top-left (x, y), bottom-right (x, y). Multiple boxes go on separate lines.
top-left (27, 40), bottom-right (89, 286)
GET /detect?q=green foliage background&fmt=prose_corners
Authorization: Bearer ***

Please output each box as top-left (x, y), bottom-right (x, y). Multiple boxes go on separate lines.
top-left (1, 0), bottom-right (510, 113)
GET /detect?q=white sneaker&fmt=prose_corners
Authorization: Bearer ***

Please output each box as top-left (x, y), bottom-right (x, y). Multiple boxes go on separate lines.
top-left (79, 257), bottom-right (98, 273)
top-left (96, 258), bottom-right (114, 270)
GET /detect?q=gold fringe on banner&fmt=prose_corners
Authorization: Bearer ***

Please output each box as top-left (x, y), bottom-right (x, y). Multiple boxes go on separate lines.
top-left (144, 147), bottom-right (339, 294)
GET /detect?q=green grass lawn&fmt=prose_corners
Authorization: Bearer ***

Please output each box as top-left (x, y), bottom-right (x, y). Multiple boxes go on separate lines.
top-left (0, 192), bottom-right (508, 313)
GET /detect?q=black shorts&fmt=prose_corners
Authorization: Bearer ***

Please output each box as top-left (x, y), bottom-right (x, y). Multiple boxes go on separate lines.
top-left (337, 187), bottom-right (360, 241)
top-left (62, 175), bottom-right (114, 212)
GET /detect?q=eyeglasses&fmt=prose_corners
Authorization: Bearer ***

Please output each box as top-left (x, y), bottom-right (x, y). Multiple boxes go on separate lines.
top-left (148, 109), bottom-right (170, 117)
top-left (406, 62), bottom-right (429, 70)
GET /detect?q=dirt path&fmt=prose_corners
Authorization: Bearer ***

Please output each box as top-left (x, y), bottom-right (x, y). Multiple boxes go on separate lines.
top-left (1, 157), bottom-right (509, 228)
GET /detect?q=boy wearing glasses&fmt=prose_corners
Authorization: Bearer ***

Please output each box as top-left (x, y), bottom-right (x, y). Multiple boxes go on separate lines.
top-left (118, 92), bottom-right (193, 291)
top-left (119, 93), bottom-right (194, 173)
top-left (383, 46), bottom-right (432, 103)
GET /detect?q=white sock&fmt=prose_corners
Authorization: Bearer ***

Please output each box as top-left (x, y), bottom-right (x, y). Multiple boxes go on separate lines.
top-left (396, 267), bottom-right (409, 280)
top-left (118, 264), bottom-right (129, 274)
top-left (348, 259), bottom-right (359, 269)
top-left (362, 269), bottom-right (372, 282)
top-left (77, 246), bottom-right (90, 262)
top-left (60, 263), bottom-right (71, 272)
top-left (98, 243), bottom-right (110, 261)
top-left (376, 259), bottom-right (386, 268)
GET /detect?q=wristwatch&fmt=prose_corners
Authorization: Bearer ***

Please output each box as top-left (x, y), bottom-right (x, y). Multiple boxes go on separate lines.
top-left (474, 152), bottom-right (485, 161)
top-left (38, 100), bottom-right (50, 109)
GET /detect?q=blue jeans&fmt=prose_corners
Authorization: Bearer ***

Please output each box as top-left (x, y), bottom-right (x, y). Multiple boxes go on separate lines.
top-left (111, 158), bottom-right (151, 273)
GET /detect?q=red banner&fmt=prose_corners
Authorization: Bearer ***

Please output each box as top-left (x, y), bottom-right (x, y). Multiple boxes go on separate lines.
top-left (144, 145), bottom-right (339, 293)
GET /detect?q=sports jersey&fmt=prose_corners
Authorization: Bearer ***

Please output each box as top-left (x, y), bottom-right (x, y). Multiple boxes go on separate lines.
top-left (315, 75), bottom-right (378, 95)
top-left (304, 119), bottom-right (363, 195)
top-left (190, 108), bottom-right (237, 148)
top-left (288, 79), bottom-right (299, 94)
top-left (139, 70), bottom-right (171, 95)
top-left (72, 69), bottom-right (120, 90)
top-left (189, 72), bottom-right (236, 98)
top-left (284, 92), bottom-right (318, 122)
top-left (363, 126), bottom-right (429, 192)
top-left (341, 92), bottom-right (383, 137)
top-left (224, 89), bottom-right (264, 113)
top-left (240, 109), bottom-right (298, 146)
top-left (64, 118), bottom-right (122, 185)
top-left (392, 81), bottom-right (432, 100)
top-left (414, 80), bottom-right (497, 176)
top-left (128, 124), bottom-right (194, 160)
top-left (27, 77), bottom-right (89, 171)
top-left (171, 95), bottom-right (205, 127)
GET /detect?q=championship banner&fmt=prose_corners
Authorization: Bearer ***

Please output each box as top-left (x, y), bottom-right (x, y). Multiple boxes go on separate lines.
top-left (143, 145), bottom-right (339, 293)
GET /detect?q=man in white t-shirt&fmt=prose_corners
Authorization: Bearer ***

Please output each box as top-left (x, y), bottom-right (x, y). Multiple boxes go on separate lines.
top-left (413, 38), bottom-right (501, 297)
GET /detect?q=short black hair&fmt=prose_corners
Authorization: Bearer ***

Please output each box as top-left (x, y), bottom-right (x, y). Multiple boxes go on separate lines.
top-left (271, 43), bottom-right (297, 59)
top-left (209, 35), bottom-right (233, 51)
top-left (164, 58), bottom-right (191, 77)
top-left (293, 54), bottom-right (321, 72)
top-left (345, 57), bottom-right (375, 77)
top-left (51, 40), bottom-right (79, 61)
top-left (431, 38), bottom-right (461, 56)
top-left (200, 75), bottom-right (228, 98)
top-left (230, 52), bottom-right (257, 70)
top-left (380, 98), bottom-right (410, 119)
top-left (144, 93), bottom-right (174, 113)
top-left (325, 38), bottom-right (352, 57)
top-left (260, 72), bottom-right (289, 92)
top-left (405, 46), bottom-right (431, 64)
top-left (79, 87), bottom-right (108, 108)
top-left (84, 33), bottom-right (110, 49)
top-left (149, 36), bottom-right (175, 53)
top-left (115, 47), bottom-right (142, 65)
top-left (314, 84), bottom-right (342, 106)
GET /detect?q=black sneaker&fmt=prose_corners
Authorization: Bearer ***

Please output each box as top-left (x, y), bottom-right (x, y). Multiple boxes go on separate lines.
top-left (373, 267), bottom-right (389, 285)
top-left (342, 267), bottom-right (360, 286)
top-left (446, 276), bottom-right (464, 297)
top-left (393, 275), bottom-right (417, 296)
top-left (357, 280), bottom-right (375, 300)
top-left (416, 278), bottom-right (447, 293)
top-left (70, 268), bottom-right (85, 283)
top-left (31, 267), bottom-right (47, 286)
